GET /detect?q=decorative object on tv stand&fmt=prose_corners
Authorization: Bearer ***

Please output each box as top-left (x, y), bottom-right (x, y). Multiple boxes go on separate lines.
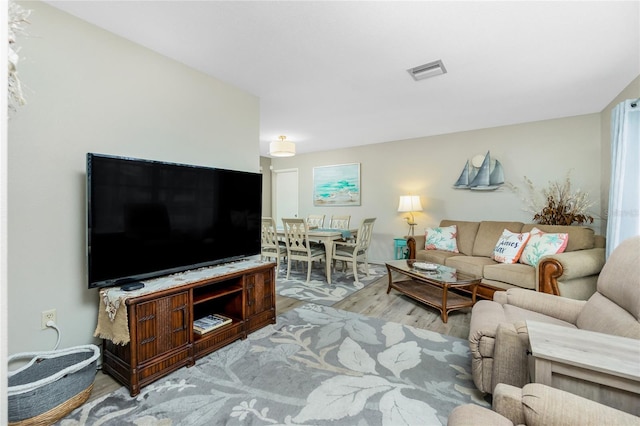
top-left (453, 150), bottom-right (504, 191)
top-left (397, 195), bottom-right (423, 236)
top-left (269, 135), bottom-right (296, 157)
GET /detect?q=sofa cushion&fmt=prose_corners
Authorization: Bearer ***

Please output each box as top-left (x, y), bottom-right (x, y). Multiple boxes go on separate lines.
top-left (440, 220), bottom-right (480, 256)
top-left (473, 221), bottom-right (525, 257)
top-left (424, 224), bottom-right (459, 252)
top-left (446, 255), bottom-right (496, 278)
top-left (481, 279), bottom-right (518, 291)
top-left (493, 229), bottom-right (531, 264)
top-left (416, 249), bottom-right (459, 265)
top-left (484, 263), bottom-right (536, 290)
top-left (519, 227), bottom-right (568, 266)
top-left (521, 224), bottom-right (594, 252)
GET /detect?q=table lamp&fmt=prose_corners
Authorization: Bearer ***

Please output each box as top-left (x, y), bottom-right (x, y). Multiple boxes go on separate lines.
top-left (398, 195), bottom-right (423, 236)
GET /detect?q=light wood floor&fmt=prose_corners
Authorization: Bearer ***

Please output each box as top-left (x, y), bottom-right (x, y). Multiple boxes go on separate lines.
top-left (88, 272), bottom-right (472, 403)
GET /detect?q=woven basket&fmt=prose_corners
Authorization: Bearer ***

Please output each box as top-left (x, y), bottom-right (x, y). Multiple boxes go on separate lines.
top-left (8, 345), bottom-right (100, 425)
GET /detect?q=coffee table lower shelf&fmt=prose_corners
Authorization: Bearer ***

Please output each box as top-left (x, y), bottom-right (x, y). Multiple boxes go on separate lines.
top-left (388, 279), bottom-right (476, 323)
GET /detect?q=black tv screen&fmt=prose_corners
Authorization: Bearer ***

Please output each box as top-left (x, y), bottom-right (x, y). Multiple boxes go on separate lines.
top-left (87, 153), bottom-right (262, 289)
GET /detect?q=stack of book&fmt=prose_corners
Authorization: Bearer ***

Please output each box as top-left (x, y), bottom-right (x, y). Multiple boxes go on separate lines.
top-left (193, 313), bottom-right (232, 335)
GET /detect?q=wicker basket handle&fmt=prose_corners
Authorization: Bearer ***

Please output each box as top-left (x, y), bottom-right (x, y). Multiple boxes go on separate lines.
top-left (7, 344), bottom-right (100, 396)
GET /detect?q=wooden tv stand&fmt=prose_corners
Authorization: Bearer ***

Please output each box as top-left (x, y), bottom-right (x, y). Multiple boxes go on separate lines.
top-left (100, 260), bottom-right (276, 396)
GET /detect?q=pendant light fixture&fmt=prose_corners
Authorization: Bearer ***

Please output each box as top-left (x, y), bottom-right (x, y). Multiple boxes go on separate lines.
top-left (269, 135), bottom-right (296, 157)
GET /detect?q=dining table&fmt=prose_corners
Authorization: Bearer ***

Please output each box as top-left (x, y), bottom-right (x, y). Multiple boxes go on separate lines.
top-left (277, 227), bottom-right (356, 284)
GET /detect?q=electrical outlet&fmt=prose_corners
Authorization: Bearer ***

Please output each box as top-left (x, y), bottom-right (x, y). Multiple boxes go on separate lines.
top-left (41, 309), bottom-right (56, 329)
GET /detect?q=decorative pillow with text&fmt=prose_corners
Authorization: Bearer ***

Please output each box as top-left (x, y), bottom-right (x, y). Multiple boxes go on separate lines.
top-left (519, 227), bottom-right (569, 266)
top-left (425, 225), bottom-right (459, 253)
top-left (493, 229), bottom-right (531, 264)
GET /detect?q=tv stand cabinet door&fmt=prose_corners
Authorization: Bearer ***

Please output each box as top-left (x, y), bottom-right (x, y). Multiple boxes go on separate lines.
top-left (119, 290), bottom-right (191, 396)
top-left (133, 291), bottom-right (190, 363)
top-left (245, 266), bottom-right (276, 334)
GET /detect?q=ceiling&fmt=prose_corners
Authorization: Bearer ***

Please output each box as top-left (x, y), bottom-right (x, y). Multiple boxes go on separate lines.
top-left (45, 1), bottom-right (640, 157)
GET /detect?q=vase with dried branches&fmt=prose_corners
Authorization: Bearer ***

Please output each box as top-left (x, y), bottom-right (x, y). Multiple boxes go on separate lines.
top-left (509, 172), bottom-right (595, 226)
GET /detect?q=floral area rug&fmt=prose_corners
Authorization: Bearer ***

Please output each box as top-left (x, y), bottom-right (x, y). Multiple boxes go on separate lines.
top-left (275, 262), bottom-right (387, 305)
top-left (59, 304), bottom-right (487, 426)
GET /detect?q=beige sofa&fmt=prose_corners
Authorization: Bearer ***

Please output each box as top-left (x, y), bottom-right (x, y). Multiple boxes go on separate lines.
top-left (468, 236), bottom-right (640, 409)
top-left (448, 383), bottom-right (640, 426)
top-left (408, 219), bottom-right (605, 300)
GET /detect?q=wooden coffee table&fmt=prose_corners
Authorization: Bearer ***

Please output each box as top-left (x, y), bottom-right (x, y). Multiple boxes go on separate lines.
top-left (385, 260), bottom-right (480, 323)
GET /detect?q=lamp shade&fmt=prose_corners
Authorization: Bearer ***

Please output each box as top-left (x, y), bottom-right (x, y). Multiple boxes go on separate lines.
top-left (398, 195), bottom-right (423, 212)
top-left (269, 135), bottom-right (295, 157)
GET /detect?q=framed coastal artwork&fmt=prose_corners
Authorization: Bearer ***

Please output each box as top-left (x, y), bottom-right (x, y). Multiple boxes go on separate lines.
top-left (313, 163), bottom-right (361, 206)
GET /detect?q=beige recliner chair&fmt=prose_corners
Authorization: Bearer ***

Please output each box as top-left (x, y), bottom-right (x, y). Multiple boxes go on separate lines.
top-left (468, 236), bottom-right (640, 395)
top-left (448, 383), bottom-right (640, 426)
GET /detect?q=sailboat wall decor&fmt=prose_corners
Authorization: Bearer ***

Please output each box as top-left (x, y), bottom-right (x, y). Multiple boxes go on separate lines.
top-left (453, 151), bottom-right (504, 191)
top-left (453, 160), bottom-right (476, 188)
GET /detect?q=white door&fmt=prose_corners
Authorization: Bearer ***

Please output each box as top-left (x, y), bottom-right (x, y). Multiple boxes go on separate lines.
top-left (273, 168), bottom-right (299, 227)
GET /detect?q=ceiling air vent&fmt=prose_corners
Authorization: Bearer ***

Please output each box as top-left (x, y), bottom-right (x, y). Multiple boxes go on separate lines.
top-left (408, 60), bottom-right (447, 81)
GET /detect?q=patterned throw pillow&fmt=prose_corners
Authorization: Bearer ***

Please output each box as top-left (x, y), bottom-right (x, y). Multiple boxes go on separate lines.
top-left (519, 227), bottom-right (569, 266)
top-left (424, 225), bottom-right (459, 253)
top-left (493, 229), bottom-right (531, 264)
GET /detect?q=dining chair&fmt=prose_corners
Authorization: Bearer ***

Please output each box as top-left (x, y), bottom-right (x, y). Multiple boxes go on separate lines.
top-left (260, 217), bottom-right (287, 277)
top-left (329, 215), bottom-right (351, 230)
top-left (282, 218), bottom-right (326, 282)
top-left (332, 218), bottom-right (376, 285)
top-left (306, 214), bottom-right (325, 229)
top-left (328, 214), bottom-right (352, 269)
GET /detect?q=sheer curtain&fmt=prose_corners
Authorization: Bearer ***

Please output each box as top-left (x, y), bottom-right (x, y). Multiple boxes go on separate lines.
top-left (606, 99), bottom-right (640, 258)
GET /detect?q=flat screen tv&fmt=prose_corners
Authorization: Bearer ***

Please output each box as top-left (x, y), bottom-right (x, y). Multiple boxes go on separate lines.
top-left (87, 153), bottom-right (262, 289)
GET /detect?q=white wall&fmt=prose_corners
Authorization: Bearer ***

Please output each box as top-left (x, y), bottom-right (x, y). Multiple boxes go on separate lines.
top-left (260, 156), bottom-right (272, 216)
top-left (270, 113), bottom-right (603, 263)
top-left (7, 2), bottom-right (259, 354)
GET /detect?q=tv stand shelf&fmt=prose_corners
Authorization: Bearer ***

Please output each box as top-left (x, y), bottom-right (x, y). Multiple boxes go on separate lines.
top-left (100, 260), bottom-right (275, 396)
top-left (193, 284), bottom-right (243, 304)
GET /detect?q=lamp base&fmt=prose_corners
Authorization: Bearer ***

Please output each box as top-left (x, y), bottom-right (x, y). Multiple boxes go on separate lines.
top-left (407, 223), bottom-right (417, 237)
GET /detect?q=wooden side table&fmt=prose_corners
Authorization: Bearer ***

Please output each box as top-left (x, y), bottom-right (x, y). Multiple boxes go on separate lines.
top-left (394, 238), bottom-right (408, 259)
top-left (527, 320), bottom-right (640, 415)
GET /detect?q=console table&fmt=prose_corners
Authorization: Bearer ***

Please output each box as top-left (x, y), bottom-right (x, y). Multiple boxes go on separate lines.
top-left (527, 320), bottom-right (640, 415)
top-left (98, 259), bottom-right (276, 396)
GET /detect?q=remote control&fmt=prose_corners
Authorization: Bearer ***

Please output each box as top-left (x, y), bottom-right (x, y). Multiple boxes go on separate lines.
top-left (121, 282), bottom-right (145, 291)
